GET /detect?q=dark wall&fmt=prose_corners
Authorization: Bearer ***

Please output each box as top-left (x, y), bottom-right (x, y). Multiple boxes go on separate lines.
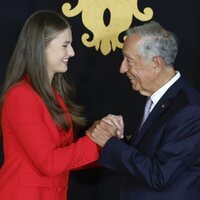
top-left (0, 1), bottom-right (199, 200)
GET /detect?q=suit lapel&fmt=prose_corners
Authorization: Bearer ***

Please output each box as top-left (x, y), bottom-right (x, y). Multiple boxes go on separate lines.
top-left (133, 100), bottom-right (170, 146)
top-left (132, 77), bottom-right (185, 147)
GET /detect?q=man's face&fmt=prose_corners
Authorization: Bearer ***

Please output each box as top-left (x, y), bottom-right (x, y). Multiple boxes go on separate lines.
top-left (120, 34), bottom-right (158, 96)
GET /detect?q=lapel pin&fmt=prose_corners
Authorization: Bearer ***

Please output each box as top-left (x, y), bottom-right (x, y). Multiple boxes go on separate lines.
top-left (161, 104), bottom-right (165, 108)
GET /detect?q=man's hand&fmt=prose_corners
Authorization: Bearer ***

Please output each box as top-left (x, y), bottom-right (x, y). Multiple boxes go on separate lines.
top-left (86, 114), bottom-right (124, 147)
top-left (102, 114), bottom-right (124, 139)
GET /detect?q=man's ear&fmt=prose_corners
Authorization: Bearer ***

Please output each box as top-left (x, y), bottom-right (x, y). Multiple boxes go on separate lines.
top-left (152, 56), bottom-right (163, 73)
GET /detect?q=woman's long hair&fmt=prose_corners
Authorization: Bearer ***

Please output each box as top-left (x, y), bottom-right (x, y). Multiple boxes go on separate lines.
top-left (0, 10), bottom-right (85, 133)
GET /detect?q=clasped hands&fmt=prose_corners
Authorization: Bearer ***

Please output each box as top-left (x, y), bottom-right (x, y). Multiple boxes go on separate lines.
top-left (86, 114), bottom-right (124, 147)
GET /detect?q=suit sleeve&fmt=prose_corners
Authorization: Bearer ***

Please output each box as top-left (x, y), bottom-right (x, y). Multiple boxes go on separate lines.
top-left (99, 105), bottom-right (200, 190)
top-left (3, 86), bottom-right (99, 177)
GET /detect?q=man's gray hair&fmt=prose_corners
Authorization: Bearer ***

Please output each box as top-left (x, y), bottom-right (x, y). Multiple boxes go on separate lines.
top-left (127, 21), bottom-right (178, 66)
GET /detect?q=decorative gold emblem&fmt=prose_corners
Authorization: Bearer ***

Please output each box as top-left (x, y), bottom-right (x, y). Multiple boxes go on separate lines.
top-left (62, 1), bottom-right (153, 55)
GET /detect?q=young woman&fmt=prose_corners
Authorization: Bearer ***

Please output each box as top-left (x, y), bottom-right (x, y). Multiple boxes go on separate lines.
top-left (0, 10), bottom-right (119, 200)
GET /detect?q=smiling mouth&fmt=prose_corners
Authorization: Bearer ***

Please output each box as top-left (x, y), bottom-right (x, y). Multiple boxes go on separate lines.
top-left (127, 75), bottom-right (134, 80)
top-left (62, 59), bottom-right (68, 64)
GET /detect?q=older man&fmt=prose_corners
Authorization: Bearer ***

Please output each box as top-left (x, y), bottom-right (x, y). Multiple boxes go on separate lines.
top-left (87, 21), bottom-right (200, 200)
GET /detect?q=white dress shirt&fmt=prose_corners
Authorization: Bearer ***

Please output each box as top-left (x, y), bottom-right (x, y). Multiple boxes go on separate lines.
top-left (149, 71), bottom-right (181, 112)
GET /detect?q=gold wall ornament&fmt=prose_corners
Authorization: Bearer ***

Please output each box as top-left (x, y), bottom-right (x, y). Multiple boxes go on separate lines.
top-left (62, 0), bottom-right (153, 55)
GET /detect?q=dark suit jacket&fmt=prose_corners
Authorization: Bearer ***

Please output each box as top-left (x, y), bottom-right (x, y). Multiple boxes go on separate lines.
top-left (99, 77), bottom-right (200, 200)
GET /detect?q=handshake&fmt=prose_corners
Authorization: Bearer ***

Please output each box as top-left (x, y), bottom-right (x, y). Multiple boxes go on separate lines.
top-left (86, 114), bottom-right (124, 147)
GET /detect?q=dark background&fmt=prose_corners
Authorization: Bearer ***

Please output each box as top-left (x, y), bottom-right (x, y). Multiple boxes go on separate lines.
top-left (0, 1), bottom-right (199, 199)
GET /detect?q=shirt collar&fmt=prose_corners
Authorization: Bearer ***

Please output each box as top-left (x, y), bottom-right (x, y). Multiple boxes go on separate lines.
top-left (150, 71), bottom-right (181, 111)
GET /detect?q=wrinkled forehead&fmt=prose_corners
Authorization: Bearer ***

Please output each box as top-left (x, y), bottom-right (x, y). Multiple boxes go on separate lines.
top-left (122, 33), bottom-right (142, 55)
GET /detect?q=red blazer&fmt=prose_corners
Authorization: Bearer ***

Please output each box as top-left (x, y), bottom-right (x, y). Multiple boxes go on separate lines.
top-left (0, 78), bottom-right (99, 200)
